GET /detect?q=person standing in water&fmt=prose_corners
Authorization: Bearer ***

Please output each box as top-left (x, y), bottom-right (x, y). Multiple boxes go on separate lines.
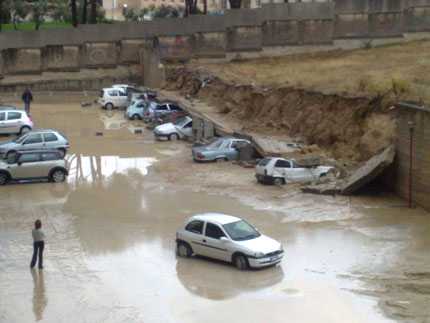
top-left (22, 88), bottom-right (33, 115)
top-left (30, 220), bottom-right (45, 269)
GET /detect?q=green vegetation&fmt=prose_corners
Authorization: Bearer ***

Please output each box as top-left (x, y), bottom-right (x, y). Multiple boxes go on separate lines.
top-left (0, 21), bottom-right (72, 31)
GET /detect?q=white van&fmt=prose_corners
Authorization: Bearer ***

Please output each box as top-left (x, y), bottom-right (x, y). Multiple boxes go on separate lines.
top-left (98, 87), bottom-right (128, 110)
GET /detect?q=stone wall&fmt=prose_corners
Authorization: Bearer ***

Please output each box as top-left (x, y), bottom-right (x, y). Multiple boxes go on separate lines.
top-left (0, 0), bottom-right (430, 76)
top-left (395, 106), bottom-right (430, 210)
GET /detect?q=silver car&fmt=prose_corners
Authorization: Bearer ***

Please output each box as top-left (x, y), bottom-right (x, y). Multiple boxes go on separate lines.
top-left (0, 109), bottom-right (33, 135)
top-left (176, 213), bottom-right (284, 270)
top-left (0, 129), bottom-right (70, 159)
top-left (0, 150), bottom-right (68, 185)
top-left (125, 100), bottom-right (147, 120)
top-left (192, 137), bottom-right (251, 162)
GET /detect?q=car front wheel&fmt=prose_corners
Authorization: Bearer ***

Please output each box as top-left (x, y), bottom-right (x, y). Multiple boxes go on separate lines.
top-left (273, 177), bottom-right (285, 186)
top-left (50, 169), bottom-right (66, 183)
top-left (233, 254), bottom-right (249, 270)
top-left (169, 133), bottom-right (179, 141)
top-left (177, 241), bottom-right (192, 258)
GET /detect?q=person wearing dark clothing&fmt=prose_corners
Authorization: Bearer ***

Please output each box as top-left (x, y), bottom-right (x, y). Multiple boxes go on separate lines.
top-left (30, 219), bottom-right (45, 269)
top-left (22, 88), bottom-right (33, 115)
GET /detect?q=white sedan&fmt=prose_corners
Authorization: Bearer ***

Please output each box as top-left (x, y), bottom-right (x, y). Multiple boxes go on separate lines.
top-left (153, 116), bottom-right (193, 140)
top-left (176, 213), bottom-right (283, 270)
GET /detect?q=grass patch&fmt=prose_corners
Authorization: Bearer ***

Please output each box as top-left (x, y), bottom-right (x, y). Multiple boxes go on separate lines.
top-left (0, 21), bottom-right (72, 31)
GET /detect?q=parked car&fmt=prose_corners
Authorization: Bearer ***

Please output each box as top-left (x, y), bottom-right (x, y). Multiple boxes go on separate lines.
top-left (176, 213), bottom-right (284, 270)
top-left (0, 150), bottom-right (68, 185)
top-left (0, 109), bottom-right (33, 135)
top-left (255, 157), bottom-right (334, 185)
top-left (0, 105), bottom-right (17, 110)
top-left (153, 116), bottom-right (193, 140)
top-left (128, 90), bottom-right (157, 103)
top-left (98, 87), bottom-right (128, 110)
top-left (192, 137), bottom-right (251, 162)
top-left (143, 102), bottom-right (184, 123)
top-left (0, 129), bottom-right (70, 159)
top-left (125, 100), bottom-right (148, 120)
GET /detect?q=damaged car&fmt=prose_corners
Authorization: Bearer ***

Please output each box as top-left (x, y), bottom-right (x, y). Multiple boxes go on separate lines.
top-left (153, 116), bottom-right (193, 140)
top-left (255, 157), bottom-right (333, 185)
top-left (192, 137), bottom-right (251, 162)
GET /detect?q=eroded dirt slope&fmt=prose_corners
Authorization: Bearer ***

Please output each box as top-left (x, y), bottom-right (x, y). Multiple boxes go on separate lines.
top-left (165, 67), bottom-right (397, 163)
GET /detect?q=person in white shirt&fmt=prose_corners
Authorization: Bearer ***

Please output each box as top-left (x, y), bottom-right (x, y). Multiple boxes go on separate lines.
top-left (30, 219), bottom-right (45, 269)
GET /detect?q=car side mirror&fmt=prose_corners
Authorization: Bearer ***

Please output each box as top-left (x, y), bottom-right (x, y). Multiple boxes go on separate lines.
top-left (220, 237), bottom-right (228, 242)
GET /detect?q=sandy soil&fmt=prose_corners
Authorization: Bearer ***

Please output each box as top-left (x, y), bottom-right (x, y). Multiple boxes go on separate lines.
top-left (188, 40), bottom-right (430, 103)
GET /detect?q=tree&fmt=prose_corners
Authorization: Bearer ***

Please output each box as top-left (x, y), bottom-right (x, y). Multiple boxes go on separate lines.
top-left (71, 0), bottom-right (78, 27)
top-left (229, 0), bottom-right (241, 9)
top-left (89, 0), bottom-right (97, 23)
top-left (7, 0), bottom-right (28, 30)
top-left (51, 0), bottom-right (71, 22)
top-left (32, 0), bottom-right (48, 30)
top-left (184, 0), bottom-right (198, 16)
top-left (81, 0), bottom-right (87, 24)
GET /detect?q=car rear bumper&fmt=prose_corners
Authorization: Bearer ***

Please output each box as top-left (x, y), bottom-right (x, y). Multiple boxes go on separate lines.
top-left (248, 253), bottom-right (283, 268)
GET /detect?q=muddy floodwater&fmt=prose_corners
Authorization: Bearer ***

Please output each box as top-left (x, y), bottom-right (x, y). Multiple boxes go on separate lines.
top-left (0, 94), bottom-right (429, 323)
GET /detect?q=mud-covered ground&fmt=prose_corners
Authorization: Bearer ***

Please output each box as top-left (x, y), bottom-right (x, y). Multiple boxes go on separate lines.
top-left (0, 94), bottom-right (429, 323)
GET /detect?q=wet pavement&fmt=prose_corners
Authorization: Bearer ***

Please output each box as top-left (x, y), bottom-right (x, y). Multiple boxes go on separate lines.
top-left (0, 95), bottom-right (430, 323)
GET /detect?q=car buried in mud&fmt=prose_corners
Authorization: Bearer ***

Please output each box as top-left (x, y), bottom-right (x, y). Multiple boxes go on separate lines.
top-left (255, 157), bottom-right (333, 185)
top-left (176, 213), bottom-right (283, 270)
top-left (153, 116), bottom-right (193, 140)
top-left (192, 137), bottom-right (251, 162)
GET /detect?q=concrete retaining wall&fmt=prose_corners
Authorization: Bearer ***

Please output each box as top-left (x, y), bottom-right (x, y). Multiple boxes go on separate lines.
top-left (0, 0), bottom-right (429, 76)
top-left (395, 107), bottom-right (430, 211)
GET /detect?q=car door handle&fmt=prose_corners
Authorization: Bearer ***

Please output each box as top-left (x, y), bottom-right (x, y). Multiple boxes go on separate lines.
top-left (202, 239), bottom-right (207, 243)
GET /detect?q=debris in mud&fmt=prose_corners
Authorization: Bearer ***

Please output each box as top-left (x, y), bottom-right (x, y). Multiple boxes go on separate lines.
top-left (81, 101), bottom-right (93, 108)
top-left (302, 145), bottom-right (395, 195)
top-left (95, 132), bottom-right (103, 136)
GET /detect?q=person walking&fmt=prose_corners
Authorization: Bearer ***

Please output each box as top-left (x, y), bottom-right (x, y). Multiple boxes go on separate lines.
top-left (22, 88), bottom-right (33, 115)
top-left (30, 220), bottom-right (45, 269)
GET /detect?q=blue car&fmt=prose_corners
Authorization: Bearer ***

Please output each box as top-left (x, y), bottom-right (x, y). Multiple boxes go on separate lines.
top-left (192, 137), bottom-right (251, 162)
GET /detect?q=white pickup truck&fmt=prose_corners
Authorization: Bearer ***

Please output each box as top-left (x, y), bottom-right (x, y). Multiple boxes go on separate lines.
top-left (255, 157), bottom-right (333, 185)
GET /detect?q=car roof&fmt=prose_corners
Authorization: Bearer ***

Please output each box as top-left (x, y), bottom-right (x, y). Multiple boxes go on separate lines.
top-left (190, 213), bottom-right (241, 225)
top-left (25, 129), bottom-right (60, 134)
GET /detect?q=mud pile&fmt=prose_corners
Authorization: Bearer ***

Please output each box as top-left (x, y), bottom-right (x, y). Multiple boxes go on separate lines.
top-left (165, 67), bottom-right (397, 163)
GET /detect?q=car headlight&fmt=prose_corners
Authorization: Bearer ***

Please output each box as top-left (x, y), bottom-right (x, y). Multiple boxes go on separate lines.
top-left (255, 252), bottom-right (265, 258)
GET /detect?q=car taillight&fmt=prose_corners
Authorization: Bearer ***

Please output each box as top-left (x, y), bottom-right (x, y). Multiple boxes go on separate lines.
top-left (197, 152), bottom-right (204, 159)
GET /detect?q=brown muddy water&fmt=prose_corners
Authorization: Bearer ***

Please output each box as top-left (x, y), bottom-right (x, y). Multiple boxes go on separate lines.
top-left (0, 94), bottom-right (429, 323)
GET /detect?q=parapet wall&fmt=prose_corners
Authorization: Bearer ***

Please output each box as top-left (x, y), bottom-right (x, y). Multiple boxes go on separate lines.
top-left (0, 0), bottom-right (430, 77)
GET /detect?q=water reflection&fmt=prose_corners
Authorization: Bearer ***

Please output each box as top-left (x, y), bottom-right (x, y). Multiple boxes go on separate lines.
top-left (176, 257), bottom-right (284, 300)
top-left (31, 269), bottom-right (47, 321)
top-left (66, 154), bottom-right (156, 185)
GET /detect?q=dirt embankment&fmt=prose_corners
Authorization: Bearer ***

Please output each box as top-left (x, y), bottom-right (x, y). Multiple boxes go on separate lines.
top-left (165, 67), bottom-right (397, 163)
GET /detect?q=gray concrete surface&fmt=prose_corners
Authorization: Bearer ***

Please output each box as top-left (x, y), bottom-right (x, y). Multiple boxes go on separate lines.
top-left (0, 94), bottom-right (429, 323)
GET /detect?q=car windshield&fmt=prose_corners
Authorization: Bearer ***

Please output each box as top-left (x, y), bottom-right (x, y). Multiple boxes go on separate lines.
top-left (223, 220), bottom-right (260, 241)
top-left (207, 138), bottom-right (224, 149)
top-left (13, 133), bottom-right (28, 143)
top-left (174, 117), bottom-right (189, 127)
top-left (258, 158), bottom-right (271, 166)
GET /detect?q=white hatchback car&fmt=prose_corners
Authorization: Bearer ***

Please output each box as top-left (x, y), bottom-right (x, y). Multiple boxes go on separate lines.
top-left (98, 87), bottom-right (128, 110)
top-left (176, 213), bottom-right (283, 270)
top-left (0, 109), bottom-right (33, 135)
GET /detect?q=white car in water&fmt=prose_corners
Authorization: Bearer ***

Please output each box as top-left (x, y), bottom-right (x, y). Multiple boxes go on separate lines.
top-left (153, 116), bottom-right (193, 140)
top-left (176, 213), bottom-right (283, 270)
top-left (255, 157), bottom-right (333, 185)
